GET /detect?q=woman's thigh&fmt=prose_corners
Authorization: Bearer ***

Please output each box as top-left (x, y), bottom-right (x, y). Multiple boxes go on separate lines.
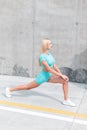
top-left (48, 75), bottom-right (65, 84)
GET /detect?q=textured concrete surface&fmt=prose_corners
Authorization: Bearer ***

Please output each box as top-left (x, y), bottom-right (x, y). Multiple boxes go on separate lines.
top-left (0, 0), bottom-right (87, 83)
top-left (0, 75), bottom-right (87, 130)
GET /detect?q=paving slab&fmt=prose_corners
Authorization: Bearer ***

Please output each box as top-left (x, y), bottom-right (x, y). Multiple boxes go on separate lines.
top-left (0, 75), bottom-right (87, 130)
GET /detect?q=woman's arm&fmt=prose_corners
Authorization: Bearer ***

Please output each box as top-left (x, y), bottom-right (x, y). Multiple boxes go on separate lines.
top-left (41, 61), bottom-right (69, 81)
top-left (53, 64), bottom-right (62, 74)
top-left (53, 64), bottom-right (69, 81)
top-left (41, 61), bottom-right (64, 79)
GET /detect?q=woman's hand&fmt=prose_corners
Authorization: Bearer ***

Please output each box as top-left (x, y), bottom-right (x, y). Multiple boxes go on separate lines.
top-left (61, 75), bottom-right (69, 81)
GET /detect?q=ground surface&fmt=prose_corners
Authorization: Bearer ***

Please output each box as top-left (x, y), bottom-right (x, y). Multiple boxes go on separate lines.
top-left (0, 75), bottom-right (87, 130)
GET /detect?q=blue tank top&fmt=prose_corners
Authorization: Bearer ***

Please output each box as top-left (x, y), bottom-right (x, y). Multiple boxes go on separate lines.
top-left (39, 52), bottom-right (56, 71)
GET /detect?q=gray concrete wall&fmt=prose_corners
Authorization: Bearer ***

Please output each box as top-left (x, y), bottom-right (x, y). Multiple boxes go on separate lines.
top-left (0, 0), bottom-right (87, 83)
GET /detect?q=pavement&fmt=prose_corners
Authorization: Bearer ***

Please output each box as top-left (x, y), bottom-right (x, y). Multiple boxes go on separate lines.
top-left (0, 75), bottom-right (87, 130)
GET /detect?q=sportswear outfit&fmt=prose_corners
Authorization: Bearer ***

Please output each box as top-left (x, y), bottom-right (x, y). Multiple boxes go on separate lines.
top-left (35, 52), bottom-right (55, 84)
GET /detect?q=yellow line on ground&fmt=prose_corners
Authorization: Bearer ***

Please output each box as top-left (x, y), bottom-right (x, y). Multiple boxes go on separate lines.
top-left (0, 100), bottom-right (87, 119)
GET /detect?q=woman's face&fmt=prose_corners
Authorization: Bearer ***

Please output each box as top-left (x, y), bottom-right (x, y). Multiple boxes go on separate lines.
top-left (47, 41), bottom-right (53, 50)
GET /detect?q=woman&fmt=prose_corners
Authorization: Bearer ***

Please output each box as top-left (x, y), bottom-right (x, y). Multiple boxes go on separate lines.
top-left (5, 39), bottom-right (76, 107)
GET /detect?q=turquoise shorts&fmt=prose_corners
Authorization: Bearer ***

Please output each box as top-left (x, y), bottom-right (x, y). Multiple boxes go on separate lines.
top-left (35, 71), bottom-right (53, 85)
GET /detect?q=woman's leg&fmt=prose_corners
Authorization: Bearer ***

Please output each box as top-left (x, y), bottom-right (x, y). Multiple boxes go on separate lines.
top-left (48, 75), bottom-right (69, 100)
top-left (5, 80), bottom-right (40, 97)
top-left (9, 80), bottom-right (40, 92)
top-left (48, 75), bottom-right (76, 106)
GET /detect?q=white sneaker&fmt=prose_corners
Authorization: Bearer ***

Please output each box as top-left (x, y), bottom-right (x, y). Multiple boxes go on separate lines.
top-left (62, 99), bottom-right (76, 107)
top-left (5, 88), bottom-right (12, 98)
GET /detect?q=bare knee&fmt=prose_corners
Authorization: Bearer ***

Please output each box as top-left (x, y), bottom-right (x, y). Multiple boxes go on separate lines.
top-left (62, 79), bottom-right (68, 85)
top-left (23, 85), bottom-right (30, 90)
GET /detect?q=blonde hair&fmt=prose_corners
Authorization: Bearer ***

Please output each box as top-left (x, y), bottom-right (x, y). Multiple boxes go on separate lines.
top-left (38, 39), bottom-right (51, 66)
